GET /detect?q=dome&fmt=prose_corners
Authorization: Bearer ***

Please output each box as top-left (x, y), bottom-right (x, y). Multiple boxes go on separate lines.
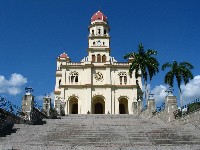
top-left (59, 52), bottom-right (68, 58)
top-left (91, 10), bottom-right (108, 22)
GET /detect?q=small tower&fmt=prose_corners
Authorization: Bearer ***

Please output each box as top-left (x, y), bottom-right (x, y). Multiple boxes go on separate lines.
top-left (43, 94), bottom-right (52, 117)
top-left (21, 86), bottom-right (34, 121)
top-left (54, 52), bottom-right (70, 115)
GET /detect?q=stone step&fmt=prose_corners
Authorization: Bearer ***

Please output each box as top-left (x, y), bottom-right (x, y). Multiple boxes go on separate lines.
top-left (1, 114), bottom-right (200, 149)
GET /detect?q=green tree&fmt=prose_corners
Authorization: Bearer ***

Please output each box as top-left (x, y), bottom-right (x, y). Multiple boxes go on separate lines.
top-left (162, 61), bottom-right (194, 107)
top-left (124, 43), bottom-right (159, 105)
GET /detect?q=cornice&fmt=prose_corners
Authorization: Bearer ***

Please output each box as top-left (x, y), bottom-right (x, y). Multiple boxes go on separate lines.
top-left (60, 84), bottom-right (137, 88)
top-left (88, 36), bottom-right (110, 39)
top-left (54, 90), bottom-right (61, 94)
top-left (87, 48), bottom-right (111, 51)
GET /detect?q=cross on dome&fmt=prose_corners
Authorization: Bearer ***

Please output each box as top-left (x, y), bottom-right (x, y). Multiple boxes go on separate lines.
top-left (91, 10), bottom-right (108, 22)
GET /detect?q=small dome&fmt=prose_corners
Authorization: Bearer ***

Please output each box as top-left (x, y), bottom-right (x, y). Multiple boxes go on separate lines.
top-left (59, 52), bottom-right (68, 58)
top-left (91, 10), bottom-right (108, 22)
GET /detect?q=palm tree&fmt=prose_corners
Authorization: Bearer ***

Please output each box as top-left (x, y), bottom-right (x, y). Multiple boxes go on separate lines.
top-left (124, 43), bottom-right (159, 105)
top-left (162, 61), bottom-right (194, 108)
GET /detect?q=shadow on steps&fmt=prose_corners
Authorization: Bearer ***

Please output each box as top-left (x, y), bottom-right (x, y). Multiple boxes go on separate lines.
top-left (0, 123), bottom-right (17, 137)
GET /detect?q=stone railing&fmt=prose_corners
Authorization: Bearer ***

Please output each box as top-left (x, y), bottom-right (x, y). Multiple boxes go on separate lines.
top-left (113, 62), bottom-right (129, 66)
top-left (173, 97), bottom-right (200, 119)
top-left (66, 62), bottom-right (82, 66)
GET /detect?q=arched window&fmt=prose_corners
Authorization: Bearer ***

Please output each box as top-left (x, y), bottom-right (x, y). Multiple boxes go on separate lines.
top-left (59, 79), bottom-right (61, 86)
top-left (98, 29), bottom-right (101, 35)
top-left (104, 29), bottom-right (106, 35)
top-left (102, 55), bottom-right (106, 62)
top-left (93, 41), bottom-right (95, 46)
top-left (69, 71), bottom-right (79, 84)
top-left (119, 76), bottom-right (123, 85)
top-left (118, 72), bottom-right (127, 85)
top-left (97, 54), bottom-right (101, 62)
top-left (75, 76), bottom-right (78, 82)
top-left (92, 55), bottom-right (95, 62)
top-left (124, 76), bottom-right (127, 85)
top-left (92, 30), bottom-right (94, 35)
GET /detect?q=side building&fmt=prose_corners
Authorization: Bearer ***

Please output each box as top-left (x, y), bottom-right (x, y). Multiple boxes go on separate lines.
top-left (54, 11), bottom-right (143, 115)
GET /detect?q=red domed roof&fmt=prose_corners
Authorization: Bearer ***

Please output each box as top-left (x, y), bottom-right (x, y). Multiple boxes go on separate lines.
top-left (59, 52), bottom-right (68, 58)
top-left (91, 11), bottom-right (108, 22)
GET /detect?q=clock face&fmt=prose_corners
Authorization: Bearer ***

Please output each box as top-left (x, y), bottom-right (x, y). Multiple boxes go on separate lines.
top-left (94, 72), bottom-right (103, 81)
top-left (97, 40), bottom-right (101, 46)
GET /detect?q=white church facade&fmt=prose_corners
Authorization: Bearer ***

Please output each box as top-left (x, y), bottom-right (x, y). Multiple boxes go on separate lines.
top-left (54, 11), bottom-right (143, 115)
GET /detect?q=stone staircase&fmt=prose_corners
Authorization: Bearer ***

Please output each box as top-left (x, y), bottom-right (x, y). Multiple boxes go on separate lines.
top-left (0, 114), bottom-right (200, 150)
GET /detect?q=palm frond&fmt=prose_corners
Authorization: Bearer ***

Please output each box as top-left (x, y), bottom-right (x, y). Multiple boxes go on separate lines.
top-left (164, 71), bottom-right (173, 86)
top-left (161, 62), bottom-right (172, 71)
top-left (180, 62), bottom-right (194, 70)
top-left (138, 43), bottom-right (145, 54)
top-left (146, 49), bottom-right (158, 56)
top-left (123, 52), bottom-right (135, 59)
top-left (124, 43), bottom-right (159, 83)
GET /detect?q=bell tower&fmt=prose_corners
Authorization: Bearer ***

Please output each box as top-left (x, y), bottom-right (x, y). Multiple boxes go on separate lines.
top-left (88, 11), bottom-right (110, 63)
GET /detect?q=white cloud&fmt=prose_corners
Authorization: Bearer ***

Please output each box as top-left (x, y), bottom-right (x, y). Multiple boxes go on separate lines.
top-left (0, 73), bottom-right (27, 95)
top-left (151, 85), bottom-right (167, 103)
top-left (8, 73), bottom-right (27, 86)
top-left (142, 84), bottom-right (167, 103)
top-left (181, 75), bottom-right (200, 103)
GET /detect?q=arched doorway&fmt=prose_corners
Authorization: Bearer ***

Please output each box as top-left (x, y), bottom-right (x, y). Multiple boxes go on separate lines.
top-left (95, 103), bottom-right (103, 114)
top-left (92, 97), bottom-right (105, 114)
top-left (69, 97), bottom-right (78, 114)
top-left (119, 98), bottom-right (128, 114)
top-left (119, 104), bottom-right (126, 114)
top-left (72, 104), bottom-right (78, 114)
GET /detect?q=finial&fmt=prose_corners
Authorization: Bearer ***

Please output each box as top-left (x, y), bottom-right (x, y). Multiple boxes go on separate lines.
top-left (25, 86), bottom-right (34, 94)
top-left (165, 87), bottom-right (174, 96)
top-left (148, 92), bottom-right (154, 99)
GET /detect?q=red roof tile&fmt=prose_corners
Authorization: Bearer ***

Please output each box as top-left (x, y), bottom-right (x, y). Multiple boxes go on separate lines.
top-left (91, 11), bottom-right (108, 22)
top-left (59, 52), bottom-right (68, 58)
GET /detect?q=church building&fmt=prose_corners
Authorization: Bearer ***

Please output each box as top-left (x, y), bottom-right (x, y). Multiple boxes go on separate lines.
top-left (54, 11), bottom-right (143, 114)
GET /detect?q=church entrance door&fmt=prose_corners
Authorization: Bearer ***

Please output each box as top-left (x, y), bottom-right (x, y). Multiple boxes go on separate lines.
top-left (72, 104), bottom-right (78, 114)
top-left (69, 97), bottom-right (78, 114)
top-left (119, 98), bottom-right (128, 114)
top-left (92, 97), bottom-right (105, 114)
top-left (119, 104), bottom-right (126, 114)
top-left (94, 103), bottom-right (103, 114)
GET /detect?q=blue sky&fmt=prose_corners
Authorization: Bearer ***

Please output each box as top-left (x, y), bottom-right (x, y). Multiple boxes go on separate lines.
top-left (0, 0), bottom-right (200, 108)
